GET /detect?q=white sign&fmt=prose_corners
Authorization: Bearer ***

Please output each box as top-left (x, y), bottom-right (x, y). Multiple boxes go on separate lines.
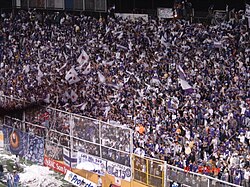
top-left (114, 13), bottom-right (148, 22)
top-left (158, 8), bottom-right (173, 19)
top-left (106, 161), bottom-right (131, 182)
top-left (77, 151), bottom-right (106, 176)
top-left (64, 170), bottom-right (97, 187)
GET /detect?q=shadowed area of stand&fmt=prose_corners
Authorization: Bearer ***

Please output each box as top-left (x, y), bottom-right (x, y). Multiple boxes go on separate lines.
top-left (0, 101), bottom-right (46, 119)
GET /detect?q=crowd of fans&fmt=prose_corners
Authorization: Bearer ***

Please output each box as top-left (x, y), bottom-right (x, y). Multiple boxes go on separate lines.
top-left (0, 8), bottom-right (250, 186)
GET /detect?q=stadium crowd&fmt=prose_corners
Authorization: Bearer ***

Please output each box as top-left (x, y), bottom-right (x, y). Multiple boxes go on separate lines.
top-left (0, 9), bottom-right (249, 186)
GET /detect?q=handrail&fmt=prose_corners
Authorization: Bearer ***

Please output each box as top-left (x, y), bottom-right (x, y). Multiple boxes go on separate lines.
top-left (165, 163), bottom-right (242, 187)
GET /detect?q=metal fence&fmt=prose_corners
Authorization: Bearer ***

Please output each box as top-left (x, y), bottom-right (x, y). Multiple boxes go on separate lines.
top-left (0, 95), bottom-right (245, 187)
top-left (165, 164), bottom-right (243, 187)
top-left (133, 154), bottom-right (165, 187)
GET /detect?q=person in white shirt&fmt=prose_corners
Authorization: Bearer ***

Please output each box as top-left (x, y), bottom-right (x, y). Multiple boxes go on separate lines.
top-left (97, 175), bottom-right (102, 187)
top-left (6, 172), bottom-right (13, 187)
top-left (243, 168), bottom-right (250, 187)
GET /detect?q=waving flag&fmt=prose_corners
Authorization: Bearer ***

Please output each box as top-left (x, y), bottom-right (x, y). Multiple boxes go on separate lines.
top-left (179, 79), bottom-right (194, 94)
top-left (82, 63), bottom-right (91, 75)
top-left (77, 50), bottom-right (89, 64)
top-left (178, 65), bottom-right (186, 80)
top-left (70, 90), bottom-right (78, 102)
top-left (178, 65), bottom-right (194, 94)
top-left (65, 67), bottom-right (80, 84)
top-left (97, 71), bottom-right (106, 83)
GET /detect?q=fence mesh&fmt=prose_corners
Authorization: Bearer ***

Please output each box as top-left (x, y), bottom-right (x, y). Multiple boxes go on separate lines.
top-left (100, 122), bottom-right (131, 152)
top-left (166, 165), bottom-right (208, 187)
top-left (73, 137), bottom-right (100, 157)
top-left (133, 154), bottom-right (165, 187)
top-left (72, 115), bottom-right (100, 144)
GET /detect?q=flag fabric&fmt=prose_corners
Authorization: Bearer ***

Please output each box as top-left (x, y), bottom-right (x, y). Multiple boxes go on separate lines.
top-left (70, 90), bottom-right (78, 102)
top-left (62, 91), bottom-right (70, 103)
top-left (82, 63), bottom-right (91, 75)
top-left (77, 50), bottom-right (89, 64)
top-left (80, 102), bottom-right (87, 111)
top-left (37, 65), bottom-right (43, 85)
top-left (65, 67), bottom-right (80, 84)
top-left (178, 65), bottom-right (186, 80)
top-left (179, 79), bottom-right (194, 94)
top-left (178, 65), bottom-right (194, 94)
top-left (97, 71), bottom-right (106, 83)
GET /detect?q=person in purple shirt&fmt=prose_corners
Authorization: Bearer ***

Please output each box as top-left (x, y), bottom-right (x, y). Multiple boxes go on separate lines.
top-left (13, 171), bottom-right (20, 187)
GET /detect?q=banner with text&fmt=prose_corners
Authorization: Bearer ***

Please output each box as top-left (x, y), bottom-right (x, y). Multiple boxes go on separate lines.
top-left (106, 161), bottom-right (131, 182)
top-left (77, 151), bottom-right (106, 176)
top-left (64, 170), bottom-right (97, 187)
top-left (44, 155), bottom-right (71, 175)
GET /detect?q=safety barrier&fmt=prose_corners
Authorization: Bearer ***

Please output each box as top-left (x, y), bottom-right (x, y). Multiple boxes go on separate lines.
top-left (0, 95), bottom-right (244, 187)
top-left (133, 154), bottom-right (165, 187)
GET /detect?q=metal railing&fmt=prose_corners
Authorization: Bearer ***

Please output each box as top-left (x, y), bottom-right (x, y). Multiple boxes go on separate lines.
top-left (0, 95), bottom-right (245, 187)
top-left (165, 164), bottom-right (243, 187)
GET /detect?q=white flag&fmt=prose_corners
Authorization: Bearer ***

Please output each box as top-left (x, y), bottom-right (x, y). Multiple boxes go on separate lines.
top-left (70, 90), bottom-right (78, 102)
top-left (37, 65), bottom-right (43, 85)
top-left (77, 50), bottom-right (89, 64)
top-left (65, 67), bottom-right (80, 84)
top-left (80, 102), bottom-right (88, 111)
top-left (97, 71), bottom-right (106, 83)
top-left (82, 63), bottom-right (91, 75)
top-left (62, 91), bottom-right (70, 103)
top-left (179, 79), bottom-right (193, 90)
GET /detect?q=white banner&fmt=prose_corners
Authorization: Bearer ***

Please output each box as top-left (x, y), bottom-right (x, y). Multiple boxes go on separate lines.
top-left (77, 151), bottom-right (106, 176)
top-left (158, 8), bottom-right (173, 19)
top-left (64, 170), bottom-right (97, 187)
top-left (114, 13), bottom-right (148, 22)
top-left (106, 161), bottom-right (131, 182)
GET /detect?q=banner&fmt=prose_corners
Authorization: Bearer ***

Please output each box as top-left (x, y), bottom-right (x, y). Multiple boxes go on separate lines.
top-left (77, 151), bottom-right (106, 176)
top-left (158, 8), bottom-right (173, 19)
top-left (3, 126), bottom-right (26, 156)
top-left (114, 13), bottom-right (148, 22)
top-left (63, 148), bottom-right (78, 168)
top-left (106, 161), bottom-right (131, 182)
top-left (25, 134), bottom-right (44, 164)
top-left (44, 155), bottom-right (71, 175)
top-left (64, 170), bottom-right (97, 187)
